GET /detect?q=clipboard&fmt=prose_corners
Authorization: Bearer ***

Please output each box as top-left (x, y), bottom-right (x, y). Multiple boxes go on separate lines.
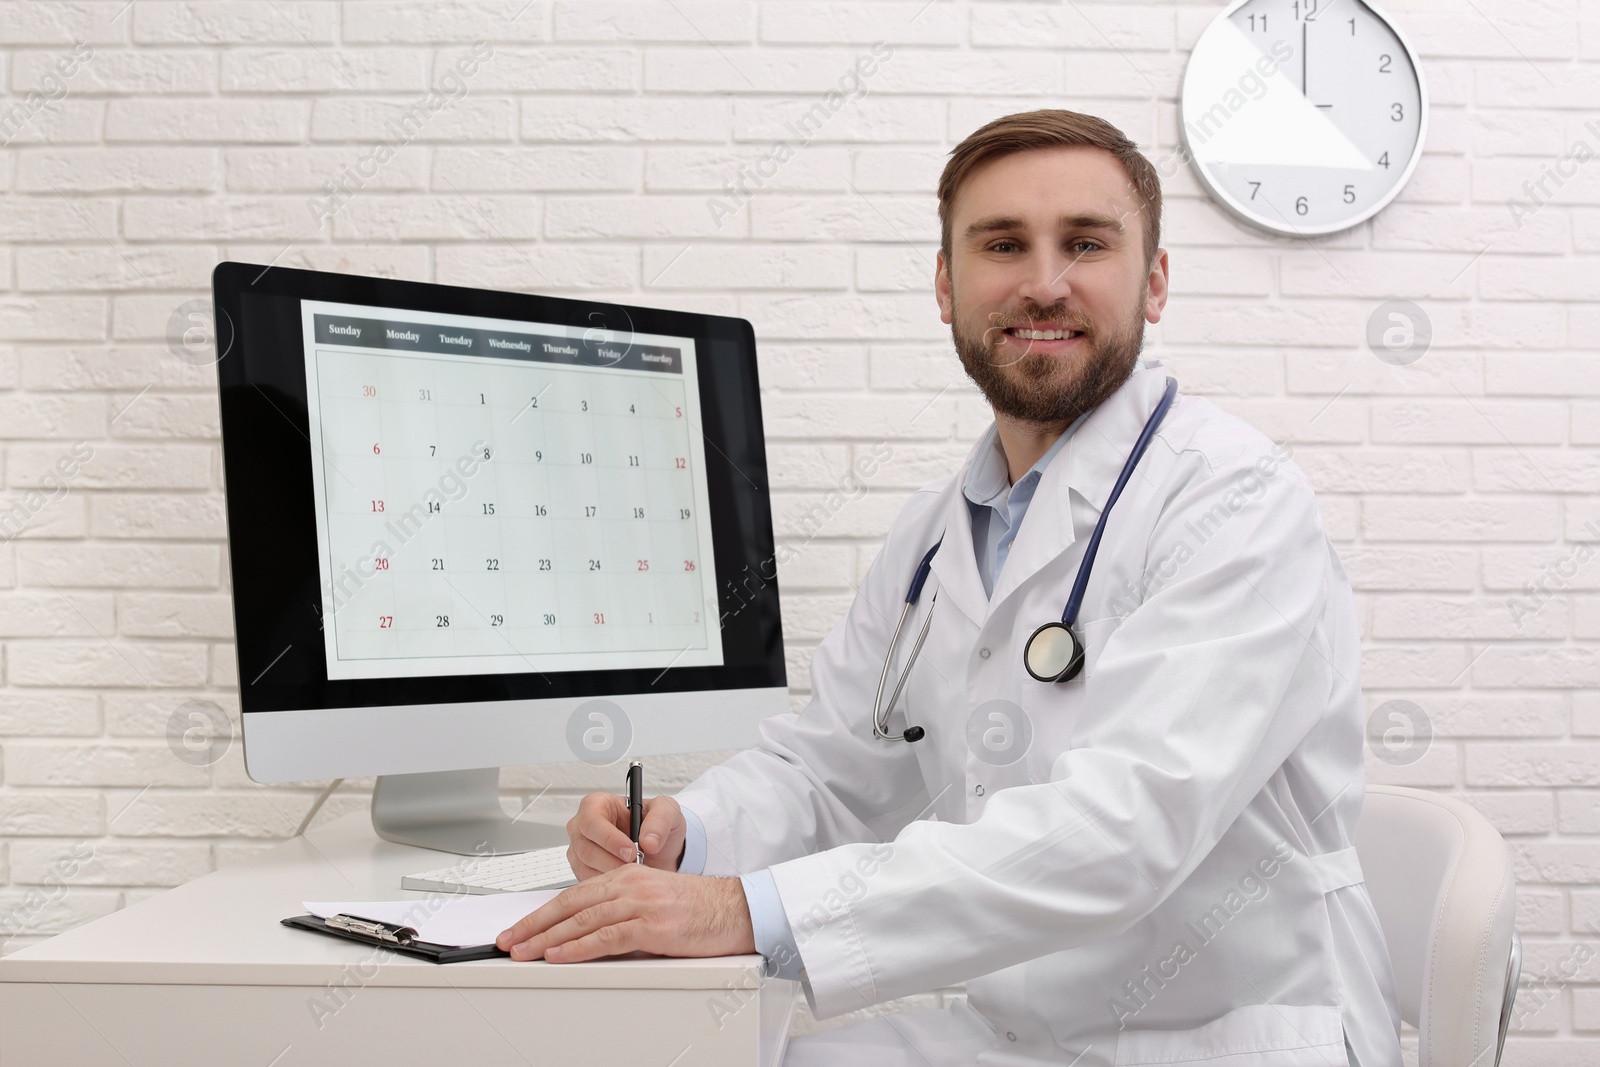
top-left (281, 913), bottom-right (510, 964)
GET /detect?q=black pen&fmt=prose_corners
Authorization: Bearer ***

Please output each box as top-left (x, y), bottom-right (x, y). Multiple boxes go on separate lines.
top-left (627, 760), bottom-right (643, 864)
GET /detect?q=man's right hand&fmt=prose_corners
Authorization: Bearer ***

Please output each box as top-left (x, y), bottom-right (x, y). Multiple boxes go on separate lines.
top-left (565, 791), bottom-right (687, 880)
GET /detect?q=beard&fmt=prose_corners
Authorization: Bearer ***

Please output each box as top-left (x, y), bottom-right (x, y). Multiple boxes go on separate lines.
top-left (951, 286), bottom-right (1148, 426)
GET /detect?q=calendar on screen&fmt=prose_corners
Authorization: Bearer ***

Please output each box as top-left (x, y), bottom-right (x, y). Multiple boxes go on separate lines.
top-left (299, 299), bottom-right (724, 682)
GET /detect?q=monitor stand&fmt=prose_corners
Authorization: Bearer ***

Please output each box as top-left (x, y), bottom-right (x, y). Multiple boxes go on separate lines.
top-left (370, 767), bottom-right (569, 855)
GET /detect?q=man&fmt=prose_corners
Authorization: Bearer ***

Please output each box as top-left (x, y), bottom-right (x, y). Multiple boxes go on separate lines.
top-left (498, 109), bottom-right (1403, 1067)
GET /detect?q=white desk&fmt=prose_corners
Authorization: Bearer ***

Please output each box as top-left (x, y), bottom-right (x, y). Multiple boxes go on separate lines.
top-left (0, 812), bottom-right (796, 1066)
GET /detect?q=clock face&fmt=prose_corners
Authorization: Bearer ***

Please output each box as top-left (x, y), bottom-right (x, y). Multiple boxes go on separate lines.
top-left (1179, 0), bottom-right (1426, 236)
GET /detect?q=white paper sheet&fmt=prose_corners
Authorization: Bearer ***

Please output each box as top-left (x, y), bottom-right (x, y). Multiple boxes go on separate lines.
top-left (304, 889), bottom-right (564, 948)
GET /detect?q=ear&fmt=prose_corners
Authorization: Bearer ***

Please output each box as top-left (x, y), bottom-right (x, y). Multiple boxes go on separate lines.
top-left (935, 249), bottom-right (953, 325)
top-left (1143, 248), bottom-right (1169, 324)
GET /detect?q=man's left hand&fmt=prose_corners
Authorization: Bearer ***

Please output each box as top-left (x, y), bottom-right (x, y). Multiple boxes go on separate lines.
top-left (496, 864), bottom-right (756, 963)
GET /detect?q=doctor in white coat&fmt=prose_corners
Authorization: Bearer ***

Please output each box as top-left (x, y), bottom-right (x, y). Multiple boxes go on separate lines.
top-left (498, 108), bottom-right (1404, 1067)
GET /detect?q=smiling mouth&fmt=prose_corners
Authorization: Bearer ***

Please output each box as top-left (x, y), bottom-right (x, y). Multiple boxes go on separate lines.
top-left (1004, 325), bottom-right (1084, 341)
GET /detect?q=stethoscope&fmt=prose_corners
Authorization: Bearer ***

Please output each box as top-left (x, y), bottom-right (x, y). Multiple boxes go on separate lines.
top-left (872, 377), bottom-right (1178, 743)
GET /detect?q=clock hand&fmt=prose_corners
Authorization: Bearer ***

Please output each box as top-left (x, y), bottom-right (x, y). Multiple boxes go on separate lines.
top-left (1304, 17), bottom-right (1333, 108)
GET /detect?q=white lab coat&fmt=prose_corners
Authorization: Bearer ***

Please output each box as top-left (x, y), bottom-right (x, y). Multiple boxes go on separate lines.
top-left (675, 363), bottom-right (1403, 1067)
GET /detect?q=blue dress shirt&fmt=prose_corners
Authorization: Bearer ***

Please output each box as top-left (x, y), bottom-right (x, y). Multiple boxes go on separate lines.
top-left (962, 413), bottom-right (1087, 597)
top-left (680, 413), bottom-right (1088, 982)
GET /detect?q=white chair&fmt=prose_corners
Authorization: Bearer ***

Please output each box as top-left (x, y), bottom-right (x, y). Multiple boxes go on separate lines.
top-left (1354, 785), bottom-right (1521, 1067)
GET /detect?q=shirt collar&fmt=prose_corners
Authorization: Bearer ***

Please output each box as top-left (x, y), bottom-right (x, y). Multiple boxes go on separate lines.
top-left (961, 410), bottom-right (1087, 509)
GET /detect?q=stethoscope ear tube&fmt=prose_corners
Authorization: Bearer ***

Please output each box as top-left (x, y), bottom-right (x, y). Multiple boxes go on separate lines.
top-left (871, 595), bottom-right (937, 742)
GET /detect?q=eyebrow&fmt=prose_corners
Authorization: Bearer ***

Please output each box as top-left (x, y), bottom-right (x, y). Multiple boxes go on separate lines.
top-left (961, 212), bottom-right (1128, 242)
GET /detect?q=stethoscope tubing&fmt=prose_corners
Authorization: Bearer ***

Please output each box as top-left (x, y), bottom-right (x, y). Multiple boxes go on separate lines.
top-left (1059, 376), bottom-right (1178, 628)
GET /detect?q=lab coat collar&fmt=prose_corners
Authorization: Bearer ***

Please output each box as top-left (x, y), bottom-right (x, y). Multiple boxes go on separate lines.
top-left (992, 360), bottom-right (1174, 613)
top-left (930, 361), bottom-right (1175, 625)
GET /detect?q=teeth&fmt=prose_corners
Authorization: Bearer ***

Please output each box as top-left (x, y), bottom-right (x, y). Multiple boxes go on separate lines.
top-left (1010, 328), bottom-right (1077, 340)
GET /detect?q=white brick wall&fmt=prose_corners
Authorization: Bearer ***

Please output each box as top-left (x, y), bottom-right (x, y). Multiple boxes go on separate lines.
top-left (1, 0), bottom-right (1597, 1058)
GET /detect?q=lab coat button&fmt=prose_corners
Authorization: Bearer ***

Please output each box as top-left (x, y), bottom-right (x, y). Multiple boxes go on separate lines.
top-left (1007, 1032), bottom-right (1017, 1042)
top-left (979, 647), bottom-right (991, 659)
top-left (975, 784), bottom-right (984, 796)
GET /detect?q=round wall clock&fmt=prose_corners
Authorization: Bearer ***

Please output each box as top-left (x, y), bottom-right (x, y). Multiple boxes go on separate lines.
top-left (1178, 0), bottom-right (1427, 236)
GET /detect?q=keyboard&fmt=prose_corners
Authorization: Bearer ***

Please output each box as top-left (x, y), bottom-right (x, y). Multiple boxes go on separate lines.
top-left (401, 845), bottom-right (579, 895)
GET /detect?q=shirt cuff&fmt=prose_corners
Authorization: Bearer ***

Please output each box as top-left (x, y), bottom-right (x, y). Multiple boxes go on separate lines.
top-left (739, 868), bottom-right (806, 982)
top-left (678, 804), bottom-right (708, 875)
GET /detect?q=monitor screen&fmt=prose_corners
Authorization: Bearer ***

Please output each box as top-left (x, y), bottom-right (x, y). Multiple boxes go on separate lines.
top-left (298, 299), bottom-right (725, 682)
top-left (211, 263), bottom-right (786, 781)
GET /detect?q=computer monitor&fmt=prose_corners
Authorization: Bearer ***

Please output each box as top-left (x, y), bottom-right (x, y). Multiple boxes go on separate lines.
top-left (211, 263), bottom-right (787, 854)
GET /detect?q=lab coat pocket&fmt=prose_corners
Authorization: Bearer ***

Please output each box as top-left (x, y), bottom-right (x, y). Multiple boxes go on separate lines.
top-left (1111, 1003), bottom-right (1346, 1067)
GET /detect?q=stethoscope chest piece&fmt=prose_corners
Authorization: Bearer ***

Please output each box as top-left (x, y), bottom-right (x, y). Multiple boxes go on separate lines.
top-left (1023, 620), bottom-right (1084, 683)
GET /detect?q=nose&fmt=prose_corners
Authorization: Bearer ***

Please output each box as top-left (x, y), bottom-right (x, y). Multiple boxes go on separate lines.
top-left (1015, 246), bottom-right (1075, 312)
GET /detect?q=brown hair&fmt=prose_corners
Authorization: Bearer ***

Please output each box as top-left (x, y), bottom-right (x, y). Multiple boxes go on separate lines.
top-left (937, 109), bottom-right (1163, 268)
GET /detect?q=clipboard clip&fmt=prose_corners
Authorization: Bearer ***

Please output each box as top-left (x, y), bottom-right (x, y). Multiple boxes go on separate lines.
top-left (325, 913), bottom-right (418, 945)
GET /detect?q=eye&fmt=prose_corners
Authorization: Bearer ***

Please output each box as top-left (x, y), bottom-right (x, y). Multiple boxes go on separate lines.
top-left (1068, 239), bottom-right (1102, 254)
top-left (988, 239), bottom-right (1020, 253)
